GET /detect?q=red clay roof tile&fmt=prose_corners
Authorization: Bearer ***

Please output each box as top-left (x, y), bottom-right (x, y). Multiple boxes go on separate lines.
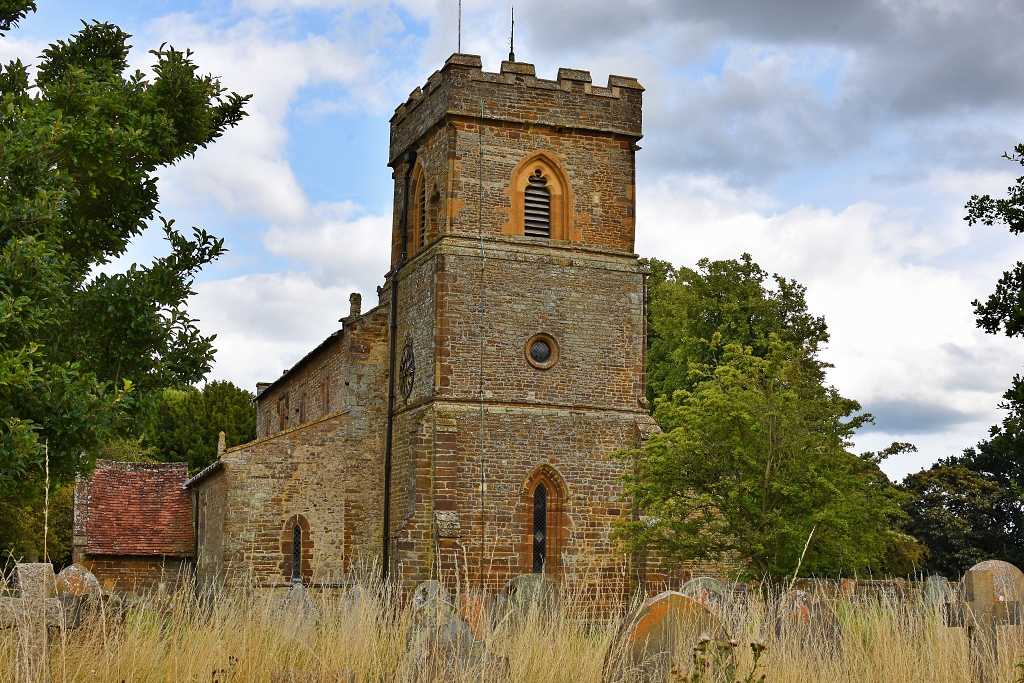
top-left (85, 460), bottom-right (194, 557)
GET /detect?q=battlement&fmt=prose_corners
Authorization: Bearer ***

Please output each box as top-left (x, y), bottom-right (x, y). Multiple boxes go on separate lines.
top-left (389, 53), bottom-right (643, 165)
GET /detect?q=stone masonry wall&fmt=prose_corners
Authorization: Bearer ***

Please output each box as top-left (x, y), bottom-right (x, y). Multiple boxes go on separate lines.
top-left (388, 402), bottom-right (652, 600)
top-left (389, 56), bottom-right (643, 266)
top-left (193, 53), bottom-right (655, 604)
top-left (205, 304), bottom-right (390, 587)
top-left (377, 55), bottom-right (652, 603)
top-left (255, 303), bottom-right (388, 440)
top-left (78, 556), bottom-right (192, 593)
top-left (194, 468), bottom-right (226, 589)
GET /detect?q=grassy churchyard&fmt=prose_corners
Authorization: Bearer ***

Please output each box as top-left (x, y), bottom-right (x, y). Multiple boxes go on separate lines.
top-left (2, 565), bottom-right (1023, 683)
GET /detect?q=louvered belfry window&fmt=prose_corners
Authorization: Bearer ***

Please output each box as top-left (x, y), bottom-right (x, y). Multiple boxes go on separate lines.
top-left (417, 179), bottom-right (427, 249)
top-left (532, 483), bottom-right (548, 573)
top-left (524, 170), bottom-right (551, 238)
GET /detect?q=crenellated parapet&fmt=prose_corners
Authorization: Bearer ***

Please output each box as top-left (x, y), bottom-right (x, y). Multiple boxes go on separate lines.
top-left (389, 53), bottom-right (643, 165)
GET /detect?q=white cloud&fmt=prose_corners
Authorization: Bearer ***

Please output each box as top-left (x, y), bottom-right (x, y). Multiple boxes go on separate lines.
top-left (636, 173), bottom-right (1024, 479)
top-left (262, 202), bottom-right (391, 287)
top-left (192, 272), bottom-right (369, 391)
top-left (143, 10), bottom-right (396, 229)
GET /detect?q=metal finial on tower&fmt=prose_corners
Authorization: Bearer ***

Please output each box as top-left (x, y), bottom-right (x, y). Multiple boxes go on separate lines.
top-left (509, 5), bottom-right (515, 62)
top-left (458, 0), bottom-right (462, 53)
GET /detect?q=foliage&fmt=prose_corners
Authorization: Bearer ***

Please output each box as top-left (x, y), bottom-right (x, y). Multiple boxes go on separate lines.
top-left (0, 481), bottom-right (73, 571)
top-left (908, 144), bottom-right (1024, 573)
top-left (92, 435), bottom-right (161, 463)
top-left (902, 461), bottom-right (1020, 577)
top-left (147, 380), bottom-right (256, 472)
top-left (645, 254), bottom-right (828, 406)
top-left (0, 2), bottom-right (248, 499)
top-left (616, 339), bottom-right (908, 579)
top-left (965, 143), bottom-right (1024, 337)
top-left (671, 637), bottom-right (767, 683)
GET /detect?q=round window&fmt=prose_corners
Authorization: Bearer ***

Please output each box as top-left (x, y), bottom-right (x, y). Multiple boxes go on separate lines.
top-left (525, 333), bottom-right (559, 370)
top-left (529, 339), bottom-right (551, 364)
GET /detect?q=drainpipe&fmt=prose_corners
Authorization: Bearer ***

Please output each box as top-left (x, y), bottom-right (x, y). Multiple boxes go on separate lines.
top-left (383, 149), bottom-right (416, 582)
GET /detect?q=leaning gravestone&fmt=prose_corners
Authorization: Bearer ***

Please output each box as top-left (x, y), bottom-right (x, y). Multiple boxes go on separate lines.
top-left (603, 591), bottom-right (728, 683)
top-left (767, 590), bottom-right (843, 653)
top-left (923, 575), bottom-right (953, 609)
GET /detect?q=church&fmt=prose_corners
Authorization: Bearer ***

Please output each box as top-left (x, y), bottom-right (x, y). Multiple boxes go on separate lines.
top-left (80, 53), bottom-right (658, 600)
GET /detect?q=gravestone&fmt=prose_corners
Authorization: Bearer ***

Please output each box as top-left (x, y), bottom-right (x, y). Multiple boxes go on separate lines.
top-left (945, 561), bottom-right (1024, 683)
top-left (406, 585), bottom-right (483, 681)
top-left (767, 590), bottom-right (842, 652)
top-left (4, 563), bottom-right (60, 683)
top-left (680, 577), bottom-right (730, 613)
top-left (55, 564), bottom-right (101, 598)
top-left (499, 574), bottom-right (559, 618)
top-left (603, 591), bottom-right (728, 683)
top-left (923, 575), bottom-right (952, 609)
top-left (280, 582), bottom-right (320, 641)
top-left (959, 560), bottom-right (1024, 602)
top-left (411, 580), bottom-right (448, 610)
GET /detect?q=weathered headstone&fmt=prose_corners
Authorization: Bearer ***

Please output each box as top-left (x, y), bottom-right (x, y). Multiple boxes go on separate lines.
top-left (406, 586), bottom-right (483, 682)
top-left (280, 582), bottom-right (320, 639)
top-left (499, 573), bottom-right (559, 618)
top-left (960, 560), bottom-right (1024, 602)
top-left (767, 590), bottom-right (842, 652)
top-left (679, 577), bottom-right (730, 613)
top-left (923, 575), bottom-right (952, 609)
top-left (55, 564), bottom-right (101, 598)
top-left (15, 563), bottom-right (55, 601)
top-left (412, 580), bottom-right (448, 610)
top-left (603, 591), bottom-right (728, 683)
top-left (7, 563), bottom-right (58, 683)
top-left (945, 561), bottom-right (1024, 683)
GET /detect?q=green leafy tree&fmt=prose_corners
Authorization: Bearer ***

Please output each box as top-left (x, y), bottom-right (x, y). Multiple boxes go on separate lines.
top-left (901, 463), bottom-right (1013, 576)
top-left (0, 481), bottom-right (73, 570)
top-left (148, 380), bottom-right (256, 472)
top-left (616, 339), bottom-right (909, 579)
top-left (645, 254), bottom-right (828, 406)
top-left (914, 144), bottom-right (1024, 570)
top-left (0, 3), bottom-right (248, 499)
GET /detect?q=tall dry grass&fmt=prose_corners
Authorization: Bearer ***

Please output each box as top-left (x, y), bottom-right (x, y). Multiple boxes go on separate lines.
top-left (1, 574), bottom-right (1022, 683)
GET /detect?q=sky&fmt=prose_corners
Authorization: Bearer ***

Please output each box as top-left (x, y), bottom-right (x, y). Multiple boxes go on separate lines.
top-left (4, 0), bottom-right (1024, 480)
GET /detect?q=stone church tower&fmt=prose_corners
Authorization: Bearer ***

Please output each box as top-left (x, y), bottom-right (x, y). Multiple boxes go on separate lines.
top-left (186, 54), bottom-right (656, 600)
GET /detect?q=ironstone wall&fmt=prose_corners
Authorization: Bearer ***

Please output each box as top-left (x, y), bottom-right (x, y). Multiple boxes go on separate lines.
top-left (191, 54), bottom-right (657, 604)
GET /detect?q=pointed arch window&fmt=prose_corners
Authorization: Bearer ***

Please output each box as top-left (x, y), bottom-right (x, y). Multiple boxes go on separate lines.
top-left (532, 482), bottom-right (548, 572)
top-left (519, 465), bottom-right (568, 577)
top-left (507, 153), bottom-right (575, 241)
top-left (281, 514), bottom-right (312, 584)
top-left (292, 524), bottom-right (302, 582)
top-left (417, 175), bottom-right (427, 248)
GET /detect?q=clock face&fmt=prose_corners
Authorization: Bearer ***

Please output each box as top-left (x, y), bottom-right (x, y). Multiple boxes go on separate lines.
top-left (400, 343), bottom-right (415, 401)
